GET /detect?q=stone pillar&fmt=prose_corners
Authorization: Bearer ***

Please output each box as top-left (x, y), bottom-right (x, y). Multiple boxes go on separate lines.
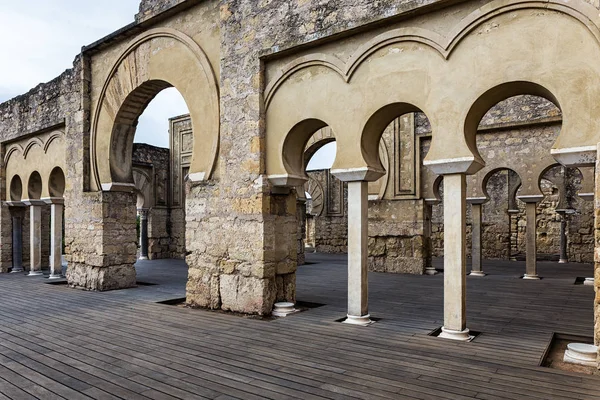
top-left (345, 181), bottom-right (371, 326)
top-left (65, 191), bottom-right (137, 291)
top-left (424, 201), bottom-right (437, 275)
top-left (508, 209), bottom-right (520, 261)
top-left (9, 206), bottom-right (25, 273)
top-left (439, 174), bottom-right (470, 341)
top-left (25, 201), bottom-right (44, 276)
top-left (557, 210), bottom-right (568, 264)
top-left (469, 200), bottom-right (485, 276)
top-left (522, 199), bottom-right (542, 279)
top-left (138, 208), bottom-right (149, 260)
top-left (45, 199), bottom-right (64, 279)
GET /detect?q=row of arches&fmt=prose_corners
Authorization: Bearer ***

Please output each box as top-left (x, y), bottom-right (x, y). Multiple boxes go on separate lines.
top-left (9, 167), bottom-right (66, 202)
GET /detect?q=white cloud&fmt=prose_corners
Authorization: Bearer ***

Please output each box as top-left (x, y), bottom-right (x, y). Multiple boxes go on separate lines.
top-left (134, 88), bottom-right (189, 148)
top-left (0, 1), bottom-right (140, 100)
top-left (0, 1), bottom-right (190, 147)
top-left (307, 142), bottom-right (336, 171)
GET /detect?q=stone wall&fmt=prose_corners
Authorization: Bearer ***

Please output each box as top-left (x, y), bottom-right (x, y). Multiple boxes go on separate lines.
top-left (132, 143), bottom-right (186, 260)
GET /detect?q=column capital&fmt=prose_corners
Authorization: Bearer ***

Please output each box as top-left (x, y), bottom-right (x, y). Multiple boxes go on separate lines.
top-left (331, 166), bottom-right (385, 182)
top-left (467, 197), bottom-right (487, 205)
top-left (137, 208), bottom-right (150, 218)
top-left (5, 201), bottom-right (25, 208)
top-left (22, 199), bottom-right (46, 206)
top-left (423, 156), bottom-right (484, 176)
top-left (41, 197), bottom-right (65, 205)
top-left (268, 174), bottom-right (307, 188)
top-left (517, 195), bottom-right (544, 204)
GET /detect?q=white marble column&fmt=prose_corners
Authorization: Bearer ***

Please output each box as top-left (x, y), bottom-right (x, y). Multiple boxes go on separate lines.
top-left (138, 209), bottom-right (149, 260)
top-left (26, 201), bottom-right (43, 276)
top-left (344, 181), bottom-right (371, 326)
top-left (469, 201), bottom-right (485, 276)
top-left (523, 200), bottom-right (541, 279)
top-left (48, 199), bottom-right (64, 279)
top-left (439, 174), bottom-right (470, 341)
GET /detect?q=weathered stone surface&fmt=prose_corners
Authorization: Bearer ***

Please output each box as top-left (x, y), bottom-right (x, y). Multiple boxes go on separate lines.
top-left (66, 264), bottom-right (136, 291)
top-left (219, 274), bottom-right (276, 315)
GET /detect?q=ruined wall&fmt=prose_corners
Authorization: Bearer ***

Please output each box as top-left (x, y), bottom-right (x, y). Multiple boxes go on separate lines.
top-left (131, 143), bottom-right (184, 259)
top-left (307, 170), bottom-right (348, 253)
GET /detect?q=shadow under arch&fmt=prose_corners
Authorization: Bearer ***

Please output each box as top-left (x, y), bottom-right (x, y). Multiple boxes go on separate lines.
top-left (537, 163), bottom-right (584, 210)
top-left (464, 81), bottom-right (561, 160)
top-left (27, 171), bottom-right (43, 200)
top-left (9, 175), bottom-right (23, 202)
top-left (481, 167), bottom-right (523, 203)
top-left (361, 103), bottom-right (422, 173)
top-left (48, 167), bottom-right (66, 198)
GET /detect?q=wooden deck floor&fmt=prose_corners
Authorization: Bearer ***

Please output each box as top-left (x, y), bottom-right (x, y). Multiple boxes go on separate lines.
top-left (0, 254), bottom-right (598, 399)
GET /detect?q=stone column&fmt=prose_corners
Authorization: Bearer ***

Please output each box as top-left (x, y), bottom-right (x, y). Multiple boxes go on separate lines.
top-left (296, 189), bottom-right (307, 266)
top-left (9, 205), bottom-right (25, 273)
top-left (469, 200), bottom-right (485, 276)
top-left (557, 210), bottom-right (568, 264)
top-left (345, 181), bottom-right (371, 326)
top-left (439, 173), bottom-right (470, 341)
top-left (508, 209), bottom-right (520, 261)
top-left (521, 197), bottom-right (542, 279)
top-left (424, 201), bottom-right (437, 275)
top-left (138, 208), bottom-right (149, 260)
top-left (44, 198), bottom-right (64, 279)
top-left (25, 201), bottom-right (44, 276)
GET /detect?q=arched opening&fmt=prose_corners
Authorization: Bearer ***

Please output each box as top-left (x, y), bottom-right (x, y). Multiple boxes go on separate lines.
top-left (126, 86), bottom-right (191, 289)
top-left (479, 168), bottom-right (523, 263)
top-left (10, 175), bottom-right (22, 202)
top-left (27, 171), bottom-right (42, 200)
top-left (48, 167), bottom-right (65, 198)
top-left (464, 84), bottom-right (565, 279)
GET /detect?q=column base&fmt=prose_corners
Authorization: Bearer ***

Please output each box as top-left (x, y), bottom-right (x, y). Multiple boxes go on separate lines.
top-left (138, 256), bottom-right (149, 260)
top-left (425, 268), bottom-right (438, 275)
top-left (11, 267), bottom-right (24, 273)
top-left (558, 259), bottom-right (568, 264)
top-left (27, 271), bottom-right (44, 277)
top-left (523, 274), bottom-right (540, 280)
top-left (563, 343), bottom-right (598, 367)
top-left (469, 271), bottom-right (486, 277)
top-left (439, 327), bottom-right (472, 341)
top-left (343, 314), bottom-right (374, 326)
top-left (272, 302), bottom-right (298, 317)
top-left (583, 278), bottom-right (594, 286)
top-left (48, 274), bottom-right (63, 280)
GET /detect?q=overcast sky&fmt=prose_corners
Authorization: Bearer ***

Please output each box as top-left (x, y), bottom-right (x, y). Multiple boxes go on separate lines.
top-left (0, 1), bottom-right (334, 166)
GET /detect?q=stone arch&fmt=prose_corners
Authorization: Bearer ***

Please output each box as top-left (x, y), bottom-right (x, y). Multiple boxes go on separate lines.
top-left (133, 168), bottom-right (153, 209)
top-left (27, 171), bottom-right (43, 200)
top-left (304, 126), bottom-right (336, 167)
top-left (305, 177), bottom-right (324, 217)
top-left (481, 168), bottom-right (523, 203)
top-left (48, 167), bottom-right (66, 198)
top-left (463, 82), bottom-right (561, 174)
top-left (270, 119), bottom-right (331, 187)
top-left (9, 175), bottom-right (22, 202)
top-left (266, 0), bottom-right (600, 184)
top-left (91, 28), bottom-right (219, 191)
top-left (361, 103), bottom-right (422, 176)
